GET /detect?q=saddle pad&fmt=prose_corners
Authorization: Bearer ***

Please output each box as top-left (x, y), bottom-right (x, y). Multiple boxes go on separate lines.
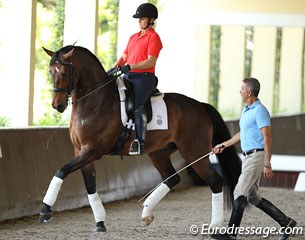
top-left (116, 77), bottom-right (168, 130)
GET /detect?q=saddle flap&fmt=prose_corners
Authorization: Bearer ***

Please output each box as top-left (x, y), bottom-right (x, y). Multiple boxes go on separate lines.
top-left (116, 76), bottom-right (152, 122)
top-left (116, 76), bottom-right (167, 130)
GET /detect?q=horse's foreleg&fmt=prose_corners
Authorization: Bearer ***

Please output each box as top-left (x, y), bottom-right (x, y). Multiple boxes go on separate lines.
top-left (142, 150), bottom-right (180, 225)
top-left (39, 147), bottom-right (98, 223)
top-left (39, 169), bottom-right (68, 223)
top-left (39, 176), bottom-right (63, 223)
top-left (81, 163), bottom-right (106, 232)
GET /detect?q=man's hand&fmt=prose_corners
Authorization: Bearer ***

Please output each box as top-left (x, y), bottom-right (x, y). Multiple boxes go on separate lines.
top-left (212, 144), bottom-right (226, 154)
top-left (263, 164), bottom-right (274, 179)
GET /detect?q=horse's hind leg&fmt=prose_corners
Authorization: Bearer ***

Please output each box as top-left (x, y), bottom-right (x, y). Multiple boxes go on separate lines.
top-left (189, 158), bottom-right (224, 227)
top-left (81, 163), bottom-right (106, 232)
top-left (142, 147), bottom-right (180, 226)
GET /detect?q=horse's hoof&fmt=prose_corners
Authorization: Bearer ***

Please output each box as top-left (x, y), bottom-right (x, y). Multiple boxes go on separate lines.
top-left (93, 221), bottom-right (106, 232)
top-left (93, 226), bottom-right (106, 232)
top-left (39, 212), bottom-right (53, 223)
top-left (142, 215), bottom-right (155, 226)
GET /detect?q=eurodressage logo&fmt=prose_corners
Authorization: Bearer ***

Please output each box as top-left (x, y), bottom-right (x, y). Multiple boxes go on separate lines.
top-left (157, 114), bottom-right (163, 125)
top-left (190, 224), bottom-right (304, 238)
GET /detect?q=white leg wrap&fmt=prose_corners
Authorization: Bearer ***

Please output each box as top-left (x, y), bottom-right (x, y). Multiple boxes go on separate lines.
top-left (43, 176), bottom-right (63, 206)
top-left (88, 192), bottom-right (106, 222)
top-left (210, 192), bottom-right (224, 227)
top-left (141, 183), bottom-right (170, 219)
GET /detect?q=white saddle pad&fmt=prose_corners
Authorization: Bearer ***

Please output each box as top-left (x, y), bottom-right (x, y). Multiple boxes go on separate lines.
top-left (116, 76), bottom-right (168, 130)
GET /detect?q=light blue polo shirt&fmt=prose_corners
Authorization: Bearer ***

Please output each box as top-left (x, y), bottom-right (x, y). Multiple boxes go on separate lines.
top-left (239, 100), bottom-right (271, 152)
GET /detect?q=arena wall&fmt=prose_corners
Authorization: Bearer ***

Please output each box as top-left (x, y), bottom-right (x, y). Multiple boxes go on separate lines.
top-left (227, 113), bottom-right (305, 189)
top-left (226, 113), bottom-right (305, 155)
top-left (0, 128), bottom-right (192, 222)
top-left (0, 113), bottom-right (304, 222)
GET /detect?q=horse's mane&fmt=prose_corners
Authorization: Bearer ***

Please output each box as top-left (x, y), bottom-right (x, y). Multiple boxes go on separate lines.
top-left (51, 45), bottom-right (105, 71)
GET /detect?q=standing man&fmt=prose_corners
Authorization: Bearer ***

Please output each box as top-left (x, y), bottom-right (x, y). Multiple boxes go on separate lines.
top-left (112, 3), bottom-right (163, 155)
top-left (212, 78), bottom-right (296, 240)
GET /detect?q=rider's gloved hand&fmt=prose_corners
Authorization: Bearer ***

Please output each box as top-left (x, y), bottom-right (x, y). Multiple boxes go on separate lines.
top-left (107, 65), bottom-right (131, 77)
top-left (119, 64), bottom-right (131, 73)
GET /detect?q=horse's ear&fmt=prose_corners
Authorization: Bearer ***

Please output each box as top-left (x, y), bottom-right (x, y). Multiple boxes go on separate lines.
top-left (42, 47), bottom-right (54, 57)
top-left (62, 48), bottom-right (75, 61)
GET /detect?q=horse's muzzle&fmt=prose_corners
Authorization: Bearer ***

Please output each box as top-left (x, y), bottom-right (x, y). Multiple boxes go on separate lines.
top-left (52, 97), bottom-right (68, 113)
top-left (55, 104), bottom-right (66, 113)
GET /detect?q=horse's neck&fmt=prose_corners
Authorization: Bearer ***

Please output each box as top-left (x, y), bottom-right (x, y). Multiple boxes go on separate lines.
top-left (78, 67), bottom-right (105, 89)
top-left (72, 82), bottom-right (118, 114)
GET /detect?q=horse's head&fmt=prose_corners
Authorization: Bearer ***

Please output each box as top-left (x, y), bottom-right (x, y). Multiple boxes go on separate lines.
top-left (43, 46), bottom-right (77, 113)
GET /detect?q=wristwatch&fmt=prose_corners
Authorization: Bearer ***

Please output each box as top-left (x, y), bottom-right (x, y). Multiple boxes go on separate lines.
top-left (264, 162), bottom-right (272, 168)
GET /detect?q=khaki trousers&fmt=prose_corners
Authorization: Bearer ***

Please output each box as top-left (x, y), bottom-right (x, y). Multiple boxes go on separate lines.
top-left (233, 151), bottom-right (265, 205)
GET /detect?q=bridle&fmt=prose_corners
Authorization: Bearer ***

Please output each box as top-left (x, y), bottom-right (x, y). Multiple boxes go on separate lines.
top-left (52, 59), bottom-right (115, 102)
top-left (53, 60), bottom-right (78, 96)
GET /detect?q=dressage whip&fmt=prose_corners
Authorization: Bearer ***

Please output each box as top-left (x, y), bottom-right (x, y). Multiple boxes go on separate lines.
top-left (137, 151), bottom-right (213, 203)
top-left (46, 113), bottom-right (71, 149)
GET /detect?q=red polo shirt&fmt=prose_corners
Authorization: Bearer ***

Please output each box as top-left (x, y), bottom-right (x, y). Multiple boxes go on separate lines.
top-left (124, 28), bottom-right (163, 73)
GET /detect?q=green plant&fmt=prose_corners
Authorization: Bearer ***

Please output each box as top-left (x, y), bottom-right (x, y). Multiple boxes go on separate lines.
top-left (301, 28), bottom-right (305, 112)
top-left (34, 0), bottom-right (67, 126)
top-left (244, 26), bottom-right (254, 78)
top-left (209, 25), bottom-right (221, 108)
top-left (97, 0), bottom-right (119, 70)
top-left (273, 27), bottom-right (282, 114)
top-left (34, 111), bottom-right (70, 126)
top-left (0, 116), bottom-right (11, 127)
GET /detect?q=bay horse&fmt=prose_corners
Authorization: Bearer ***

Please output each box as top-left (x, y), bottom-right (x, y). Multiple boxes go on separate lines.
top-left (39, 45), bottom-right (241, 232)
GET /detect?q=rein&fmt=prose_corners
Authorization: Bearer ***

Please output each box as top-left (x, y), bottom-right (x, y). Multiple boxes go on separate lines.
top-left (73, 79), bottom-right (114, 103)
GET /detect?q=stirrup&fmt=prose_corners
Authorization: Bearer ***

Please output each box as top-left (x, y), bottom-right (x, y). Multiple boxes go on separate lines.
top-left (129, 139), bottom-right (144, 155)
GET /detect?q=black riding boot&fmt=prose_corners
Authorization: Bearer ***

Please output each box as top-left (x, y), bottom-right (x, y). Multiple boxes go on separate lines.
top-left (211, 196), bottom-right (247, 240)
top-left (129, 106), bottom-right (147, 155)
top-left (256, 198), bottom-right (297, 240)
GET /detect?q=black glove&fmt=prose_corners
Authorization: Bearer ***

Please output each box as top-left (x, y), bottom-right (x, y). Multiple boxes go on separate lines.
top-left (119, 64), bottom-right (131, 73)
top-left (107, 65), bottom-right (131, 77)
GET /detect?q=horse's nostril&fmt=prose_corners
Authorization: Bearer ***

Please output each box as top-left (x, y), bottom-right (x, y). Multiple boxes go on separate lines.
top-left (56, 104), bottom-right (66, 113)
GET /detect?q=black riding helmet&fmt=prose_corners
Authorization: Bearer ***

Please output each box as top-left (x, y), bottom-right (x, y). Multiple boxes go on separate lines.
top-left (133, 3), bottom-right (158, 19)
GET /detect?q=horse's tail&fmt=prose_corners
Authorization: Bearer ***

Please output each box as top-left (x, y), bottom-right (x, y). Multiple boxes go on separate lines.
top-left (204, 103), bottom-right (242, 208)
